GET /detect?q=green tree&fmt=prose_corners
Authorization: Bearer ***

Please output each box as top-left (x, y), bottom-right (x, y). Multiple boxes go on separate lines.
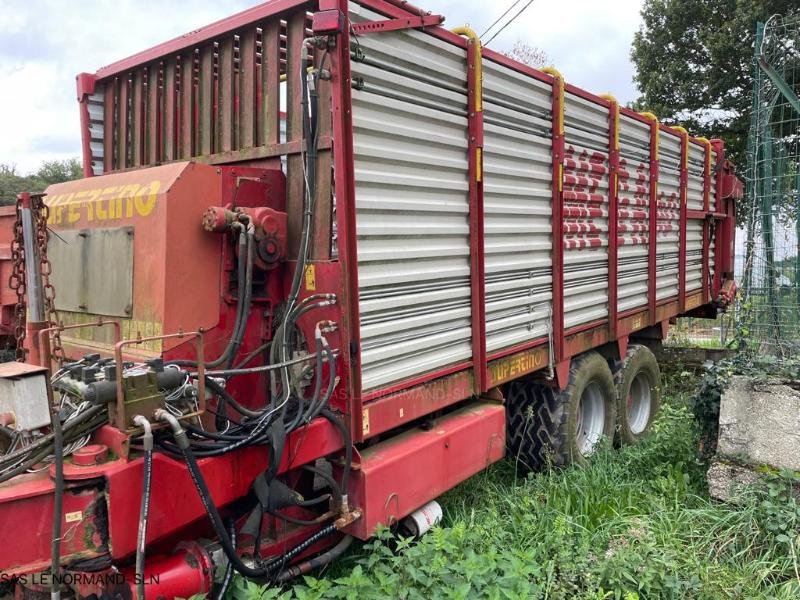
top-left (0, 158), bottom-right (82, 205)
top-left (630, 0), bottom-right (799, 169)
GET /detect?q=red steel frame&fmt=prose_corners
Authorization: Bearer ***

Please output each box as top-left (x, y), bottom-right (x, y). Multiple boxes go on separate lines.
top-left (607, 99), bottom-right (620, 343)
top-left (548, 69), bottom-right (567, 382)
top-left (675, 126), bottom-right (689, 313)
top-left (464, 34), bottom-right (487, 395)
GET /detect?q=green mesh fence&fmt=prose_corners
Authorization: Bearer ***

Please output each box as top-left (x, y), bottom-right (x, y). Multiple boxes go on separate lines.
top-left (741, 13), bottom-right (800, 357)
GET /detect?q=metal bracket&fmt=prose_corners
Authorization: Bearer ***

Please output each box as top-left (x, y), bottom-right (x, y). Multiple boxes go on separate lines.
top-left (351, 14), bottom-right (444, 35)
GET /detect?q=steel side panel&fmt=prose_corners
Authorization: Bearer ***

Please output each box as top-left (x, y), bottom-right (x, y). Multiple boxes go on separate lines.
top-left (350, 3), bottom-right (472, 392)
top-left (346, 401), bottom-right (505, 539)
top-left (482, 59), bottom-right (554, 355)
top-left (349, 0), bottom-right (722, 400)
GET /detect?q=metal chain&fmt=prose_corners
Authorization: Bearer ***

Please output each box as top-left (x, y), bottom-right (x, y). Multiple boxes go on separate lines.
top-left (32, 195), bottom-right (65, 365)
top-left (8, 196), bottom-right (27, 361)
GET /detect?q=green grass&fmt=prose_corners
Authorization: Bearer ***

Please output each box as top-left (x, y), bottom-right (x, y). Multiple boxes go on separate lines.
top-left (230, 368), bottom-right (800, 600)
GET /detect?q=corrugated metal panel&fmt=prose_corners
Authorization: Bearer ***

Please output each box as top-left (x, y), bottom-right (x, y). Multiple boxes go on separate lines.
top-left (563, 93), bottom-right (609, 328)
top-left (86, 90), bottom-right (105, 176)
top-left (617, 115), bottom-right (651, 313)
top-left (710, 234), bottom-right (715, 286)
top-left (686, 220), bottom-right (703, 291)
top-left (350, 4), bottom-right (472, 391)
top-left (656, 132), bottom-right (682, 301)
top-left (711, 150), bottom-right (719, 211)
top-left (687, 143), bottom-right (705, 210)
top-left (482, 60), bottom-right (553, 352)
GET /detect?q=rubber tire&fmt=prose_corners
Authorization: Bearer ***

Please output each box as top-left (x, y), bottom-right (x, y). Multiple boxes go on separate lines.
top-left (505, 351), bottom-right (617, 471)
top-left (612, 344), bottom-right (661, 445)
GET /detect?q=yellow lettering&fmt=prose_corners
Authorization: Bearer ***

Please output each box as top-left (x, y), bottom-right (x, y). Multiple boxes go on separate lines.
top-left (46, 180), bottom-right (162, 226)
top-left (134, 181), bottom-right (160, 217)
top-left (68, 203), bottom-right (81, 224)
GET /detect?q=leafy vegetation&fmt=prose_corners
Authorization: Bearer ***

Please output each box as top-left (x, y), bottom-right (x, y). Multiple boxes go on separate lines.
top-left (630, 0), bottom-right (800, 221)
top-left (228, 364), bottom-right (800, 600)
top-left (0, 159), bottom-right (82, 205)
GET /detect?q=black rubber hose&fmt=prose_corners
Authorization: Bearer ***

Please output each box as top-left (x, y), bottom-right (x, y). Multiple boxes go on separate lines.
top-left (215, 519), bottom-right (236, 600)
top-left (156, 412), bottom-right (338, 580)
top-left (184, 423), bottom-right (250, 442)
top-left (181, 439), bottom-right (334, 578)
top-left (302, 464), bottom-right (342, 501)
top-left (0, 404), bottom-right (105, 470)
top-left (233, 342), bottom-right (271, 370)
top-left (274, 535), bottom-right (353, 584)
top-left (225, 231), bottom-right (255, 369)
top-left (297, 493), bottom-right (331, 507)
top-left (173, 429), bottom-right (278, 578)
top-left (136, 449), bottom-right (152, 600)
top-left (306, 345), bottom-right (337, 423)
top-left (320, 408), bottom-right (352, 498)
top-left (265, 524), bottom-right (337, 578)
top-left (50, 405), bottom-right (65, 600)
top-left (268, 508), bottom-right (330, 527)
top-left (172, 230), bottom-right (252, 369)
top-left (204, 376), bottom-right (262, 419)
top-left (133, 417), bottom-right (153, 600)
top-left (272, 43), bottom-right (318, 405)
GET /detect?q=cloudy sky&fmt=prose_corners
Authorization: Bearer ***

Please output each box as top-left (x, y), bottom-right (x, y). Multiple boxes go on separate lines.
top-left (0, 0), bottom-right (643, 173)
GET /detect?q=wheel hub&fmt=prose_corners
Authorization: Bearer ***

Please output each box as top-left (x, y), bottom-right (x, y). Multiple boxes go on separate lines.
top-left (576, 382), bottom-right (605, 456)
top-left (626, 372), bottom-right (652, 435)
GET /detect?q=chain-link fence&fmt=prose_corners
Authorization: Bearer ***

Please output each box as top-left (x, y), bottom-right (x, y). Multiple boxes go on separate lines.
top-left (738, 13), bottom-right (800, 358)
top-left (668, 13), bottom-right (800, 354)
top-left (665, 314), bottom-right (734, 350)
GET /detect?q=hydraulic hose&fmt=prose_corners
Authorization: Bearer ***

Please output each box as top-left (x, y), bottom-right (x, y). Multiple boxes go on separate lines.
top-left (203, 352), bottom-right (320, 378)
top-left (172, 229), bottom-right (253, 369)
top-left (303, 464), bottom-right (342, 501)
top-left (274, 535), bottom-right (353, 583)
top-left (226, 229), bottom-right (255, 369)
top-left (215, 519), bottom-right (236, 600)
top-left (50, 403), bottom-right (64, 600)
top-left (155, 410), bottom-right (339, 581)
top-left (265, 523), bottom-right (337, 579)
top-left (319, 408), bottom-right (352, 504)
top-left (305, 344), bottom-right (337, 423)
top-left (132, 416), bottom-right (153, 600)
top-left (233, 342), bottom-right (271, 370)
top-left (0, 407), bottom-right (106, 484)
top-left (203, 376), bottom-right (262, 419)
top-left (273, 38), bottom-right (319, 412)
top-left (154, 410), bottom-right (276, 578)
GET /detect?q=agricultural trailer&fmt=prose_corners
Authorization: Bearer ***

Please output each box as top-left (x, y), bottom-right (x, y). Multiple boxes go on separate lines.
top-left (0, 0), bottom-right (742, 598)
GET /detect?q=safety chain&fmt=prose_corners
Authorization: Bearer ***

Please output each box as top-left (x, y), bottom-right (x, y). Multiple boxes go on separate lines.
top-left (8, 197), bottom-right (27, 361)
top-left (5, 194), bottom-right (64, 364)
top-left (33, 195), bottom-right (65, 366)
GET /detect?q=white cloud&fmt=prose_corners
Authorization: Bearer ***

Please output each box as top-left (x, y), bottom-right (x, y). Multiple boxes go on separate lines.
top-left (0, 0), bottom-right (644, 172)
